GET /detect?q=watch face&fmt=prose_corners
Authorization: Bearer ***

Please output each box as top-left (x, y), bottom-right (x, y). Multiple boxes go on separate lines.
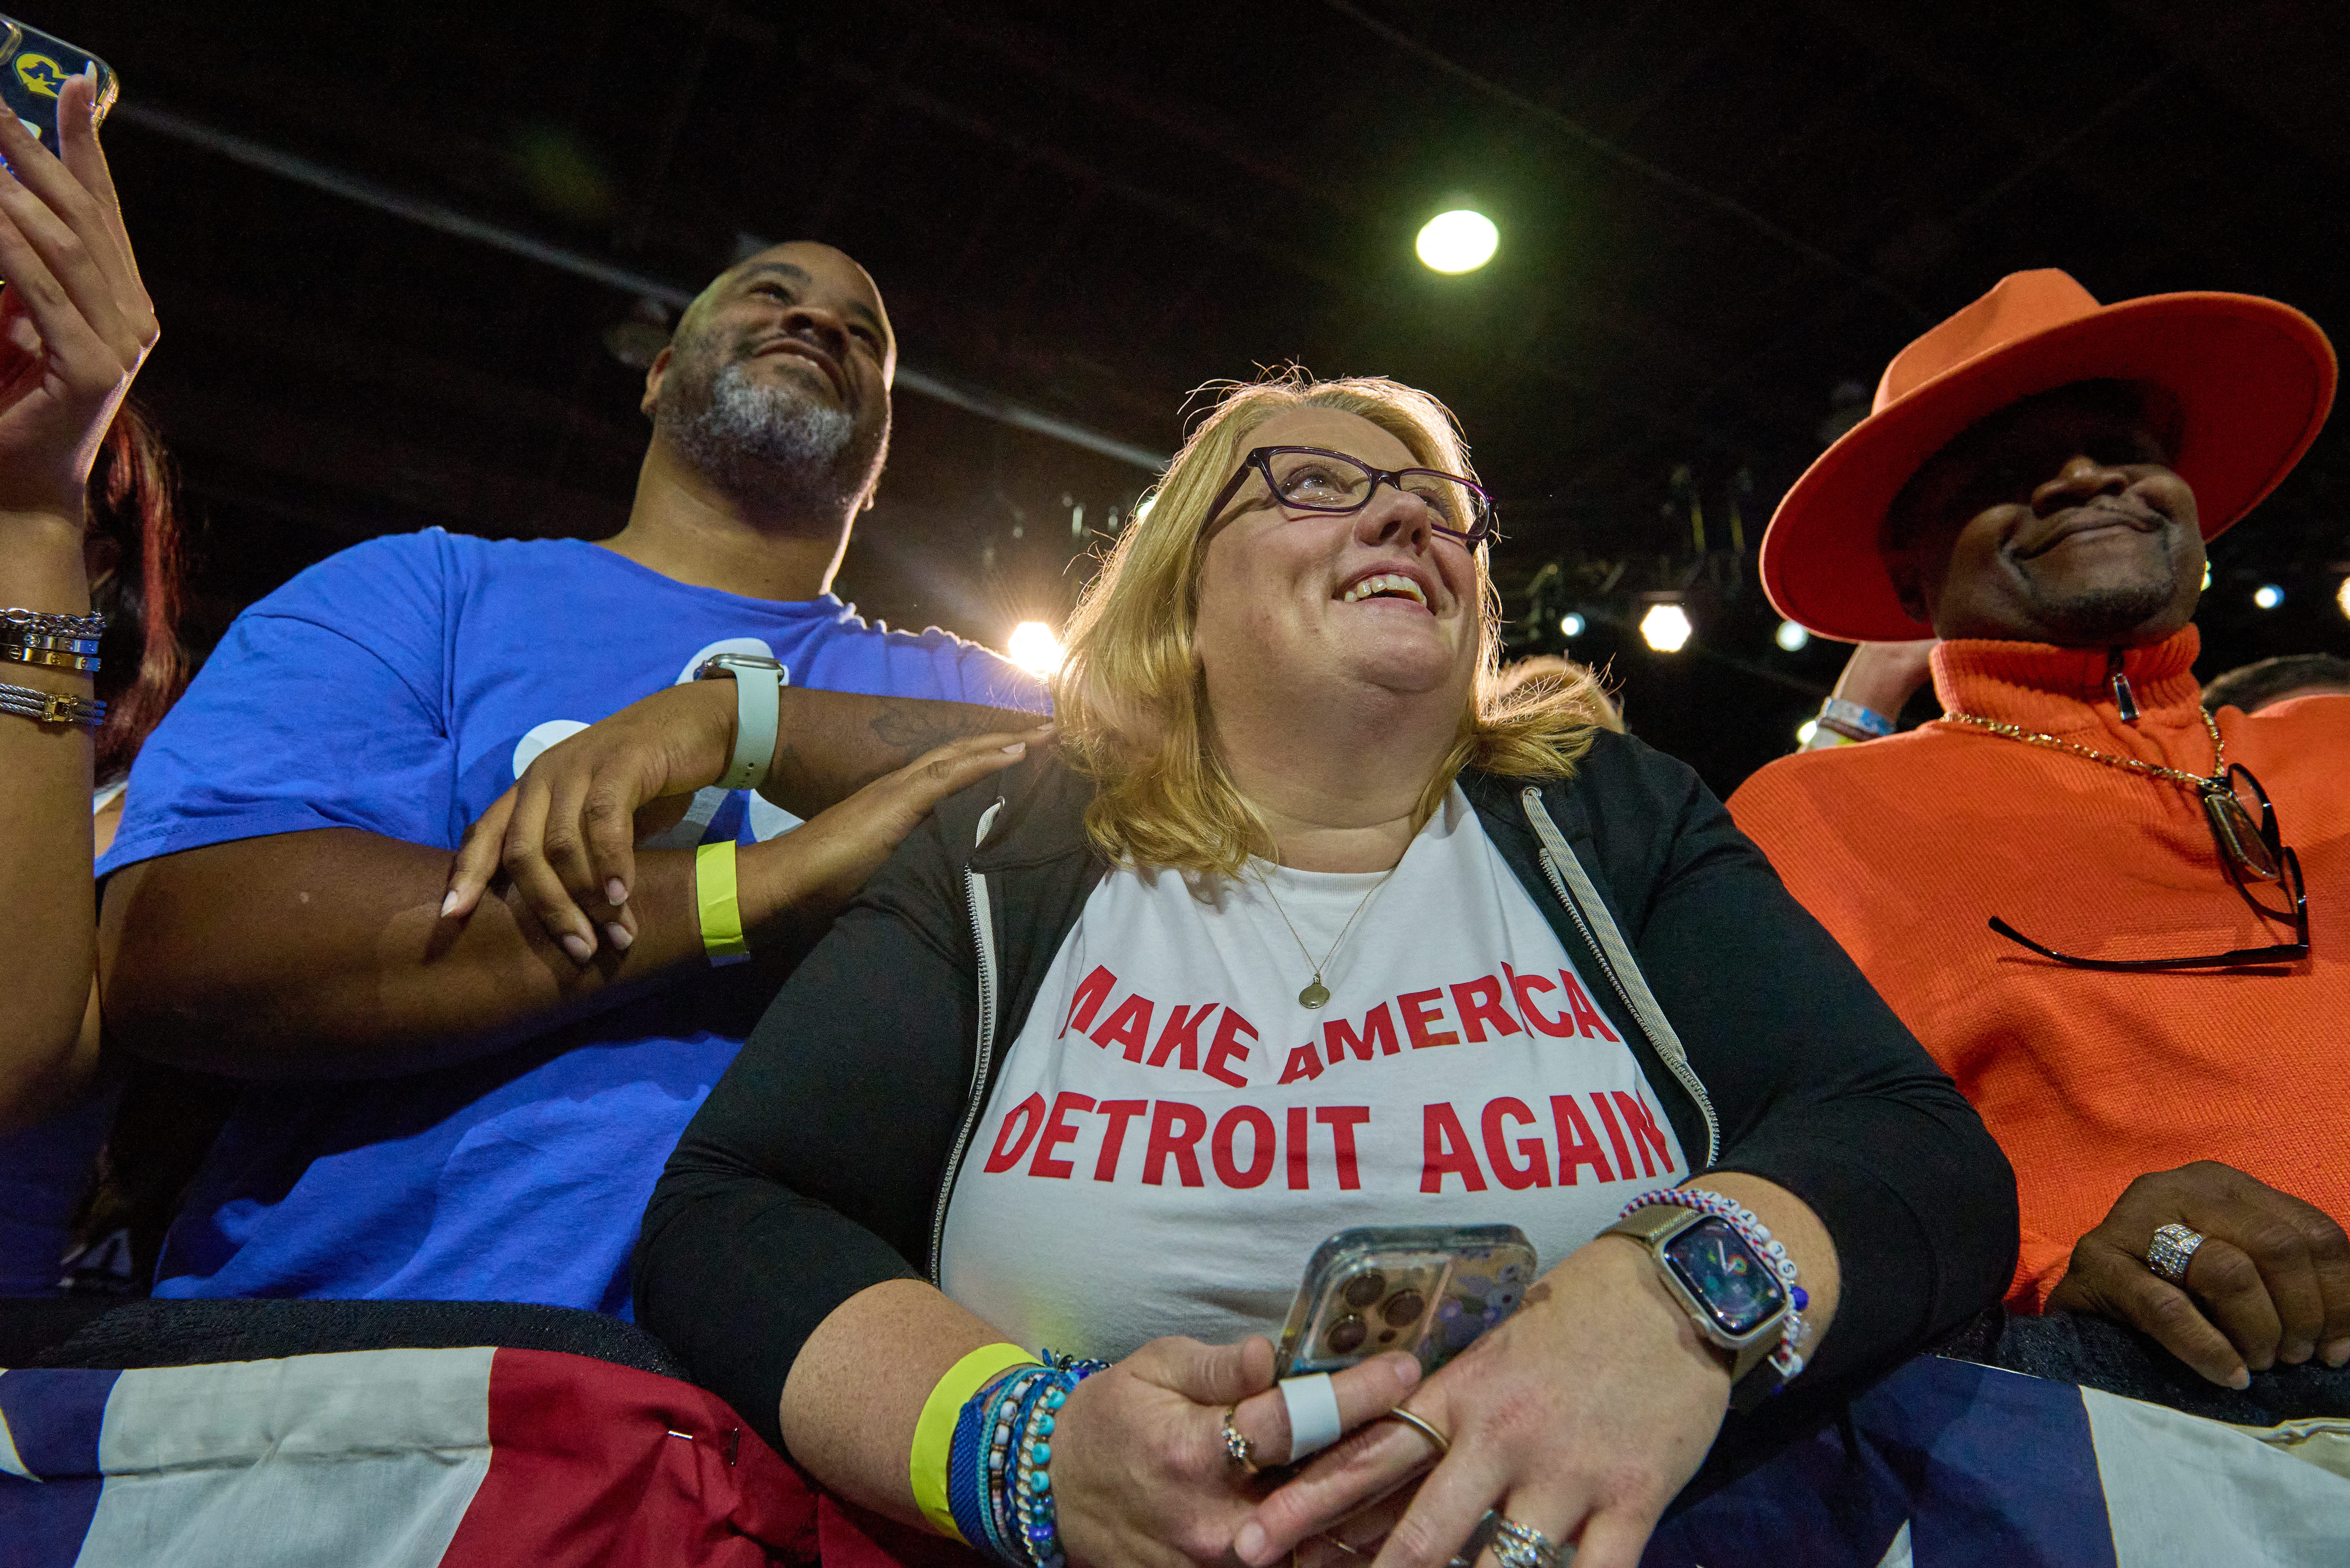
top-left (1660, 1217), bottom-right (1785, 1337)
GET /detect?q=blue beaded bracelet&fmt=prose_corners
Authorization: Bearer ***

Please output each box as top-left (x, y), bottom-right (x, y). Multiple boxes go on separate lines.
top-left (1014, 1352), bottom-right (1109, 1568)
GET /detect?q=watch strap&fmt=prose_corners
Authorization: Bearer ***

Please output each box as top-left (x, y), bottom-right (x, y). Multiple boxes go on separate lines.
top-left (699, 657), bottom-right (783, 791)
top-left (1602, 1204), bottom-right (1788, 1410)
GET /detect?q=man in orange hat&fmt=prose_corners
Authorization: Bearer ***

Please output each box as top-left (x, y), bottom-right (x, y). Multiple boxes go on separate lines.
top-left (1728, 269), bottom-right (2350, 1395)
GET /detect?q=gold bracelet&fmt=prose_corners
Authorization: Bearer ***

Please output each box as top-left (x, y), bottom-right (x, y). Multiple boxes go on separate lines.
top-left (0, 642), bottom-right (100, 673)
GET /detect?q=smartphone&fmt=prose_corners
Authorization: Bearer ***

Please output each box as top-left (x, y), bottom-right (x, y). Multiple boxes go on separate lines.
top-left (1274, 1224), bottom-right (1537, 1378)
top-left (0, 18), bottom-right (116, 155)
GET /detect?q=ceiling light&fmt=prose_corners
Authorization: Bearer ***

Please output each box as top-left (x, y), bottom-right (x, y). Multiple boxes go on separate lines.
top-left (1640, 603), bottom-right (1693, 653)
top-left (1796, 719), bottom-right (1820, 745)
top-left (1006, 621), bottom-right (1065, 677)
top-left (2253, 584), bottom-right (2284, 610)
top-left (1558, 612), bottom-right (1585, 638)
top-left (1416, 209), bottom-right (1498, 274)
top-left (1774, 620), bottom-right (1810, 652)
top-left (2338, 576), bottom-right (2350, 620)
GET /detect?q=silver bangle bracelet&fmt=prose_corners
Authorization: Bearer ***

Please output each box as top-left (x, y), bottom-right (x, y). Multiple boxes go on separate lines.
top-left (0, 680), bottom-right (106, 728)
top-left (0, 607), bottom-right (107, 639)
top-left (4, 629), bottom-right (103, 655)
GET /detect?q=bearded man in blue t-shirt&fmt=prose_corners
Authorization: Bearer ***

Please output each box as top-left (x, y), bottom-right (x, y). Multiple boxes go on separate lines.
top-left (94, 242), bottom-right (1050, 1313)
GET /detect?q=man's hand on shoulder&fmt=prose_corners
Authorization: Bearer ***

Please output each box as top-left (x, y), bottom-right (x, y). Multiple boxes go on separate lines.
top-left (2046, 1160), bottom-right (2350, 1387)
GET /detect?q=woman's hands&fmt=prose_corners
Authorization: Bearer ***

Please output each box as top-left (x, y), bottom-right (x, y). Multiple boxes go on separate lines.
top-left (1051, 1336), bottom-right (1420, 1568)
top-left (0, 70), bottom-right (155, 525)
top-left (1238, 1239), bottom-right (1733, 1568)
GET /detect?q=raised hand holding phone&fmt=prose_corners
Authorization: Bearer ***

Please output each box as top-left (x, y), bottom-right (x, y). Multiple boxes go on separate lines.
top-left (0, 52), bottom-right (153, 527)
top-left (0, 20), bottom-right (118, 155)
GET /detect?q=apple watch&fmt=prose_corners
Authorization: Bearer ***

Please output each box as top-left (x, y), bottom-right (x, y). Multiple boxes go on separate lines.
top-left (692, 653), bottom-right (786, 791)
top-left (1600, 1203), bottom-right (1793, 1411)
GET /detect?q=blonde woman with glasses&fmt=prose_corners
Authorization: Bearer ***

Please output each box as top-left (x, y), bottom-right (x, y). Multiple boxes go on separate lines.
top-left (576, 373), bottom-right (2015, 1568)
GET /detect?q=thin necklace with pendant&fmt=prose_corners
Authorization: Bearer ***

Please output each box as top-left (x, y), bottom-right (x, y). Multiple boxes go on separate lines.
top-left (1255, 850), bottom-right (1406, 1009)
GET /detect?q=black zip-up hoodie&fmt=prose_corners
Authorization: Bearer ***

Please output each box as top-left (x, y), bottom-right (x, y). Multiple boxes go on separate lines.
top-left (636, 732), bottom-right (2017, 1459)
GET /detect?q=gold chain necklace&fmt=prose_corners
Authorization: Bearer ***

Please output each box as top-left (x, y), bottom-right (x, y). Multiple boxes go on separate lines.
top-left (1938, 705), bottom-right (2286, 880)
top-left (1939, 704), bottom-right (2228, 794)
top-left (1255, 855), bottom-right (1405, 1010)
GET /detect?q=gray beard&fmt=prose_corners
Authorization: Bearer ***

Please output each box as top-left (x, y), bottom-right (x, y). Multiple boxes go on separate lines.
top-left (661, 360), bottom-right (865, 508)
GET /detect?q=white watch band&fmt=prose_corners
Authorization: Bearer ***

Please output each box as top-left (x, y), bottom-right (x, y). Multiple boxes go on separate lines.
top-left (709, 659), bottom-right (782, 791)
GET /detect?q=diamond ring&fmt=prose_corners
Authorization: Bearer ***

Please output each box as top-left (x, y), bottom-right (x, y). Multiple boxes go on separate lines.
top-left (2147, 1223), bottom-right (2205, 1285)
top-left (1222, 1404), bottom-right (1260, 1476)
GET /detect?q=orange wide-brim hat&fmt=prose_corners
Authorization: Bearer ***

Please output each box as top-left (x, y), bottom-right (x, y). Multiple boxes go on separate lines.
top-left (1759, 268), bottom-right (2337, 643)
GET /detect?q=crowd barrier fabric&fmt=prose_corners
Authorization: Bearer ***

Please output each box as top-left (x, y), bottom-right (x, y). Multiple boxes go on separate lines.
top-left (0, 1346), bottom-right (816, 1567)
top-left (3, 1346), bottom-right (2343, 1566)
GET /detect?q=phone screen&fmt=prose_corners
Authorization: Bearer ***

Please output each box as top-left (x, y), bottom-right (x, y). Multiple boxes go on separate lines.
top-left (0, 19), bottom-right (118, 155)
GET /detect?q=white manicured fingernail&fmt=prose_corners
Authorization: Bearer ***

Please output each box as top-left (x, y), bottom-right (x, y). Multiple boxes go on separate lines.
top-left (604, 923), bottom-right (633, 952)
top-left (1001, 741), bottom-right (1026, 756)
top-left (560, 933), bottom-right (594, 963)
top-left (439, 891), bottom-right (462, 918)
top-left (606, 879), bottom-right (627, 907)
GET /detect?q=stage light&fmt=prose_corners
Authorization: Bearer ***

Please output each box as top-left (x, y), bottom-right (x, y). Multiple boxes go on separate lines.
top-left (1006, 621), bottom-right (1065, 676)
top-left (2338, 576), bottom-right (2350, 620)
top-left (1774, 620), bottom-right (1810, 652)
top-left (2254, 584), bottom-right (2284, 610)
top-left (1416, 210), bottom-right (1497, 274)
top-left (1559, 612), bottom-right (1585, 638)
top-left (1640, 603), bottom-right (1692, 653)
top-left (1796, 719), bottom-right (1820, 745)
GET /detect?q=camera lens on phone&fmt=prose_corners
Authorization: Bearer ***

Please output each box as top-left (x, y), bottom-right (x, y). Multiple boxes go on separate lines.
top-left (1342, 1272), bottom-right (1385, 1309)
top-left (1326, 1315), bottom-right (1367, 1354)
top-left (1381, 1290), bottom-right (1425, 1327)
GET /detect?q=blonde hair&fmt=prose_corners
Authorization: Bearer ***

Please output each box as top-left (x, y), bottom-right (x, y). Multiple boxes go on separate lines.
top-left (1052, 370), bottom-right (1614, 876)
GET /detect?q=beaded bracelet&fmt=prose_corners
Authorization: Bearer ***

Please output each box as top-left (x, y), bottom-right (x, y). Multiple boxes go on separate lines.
top-left (958, 1365), bottom-right (1047, 1563)
top-left (1618, 1187), bottom-right (1811, 1381)
top-left (1012, 1352), bottom-right (1110, 1568)
top-left (947, 1351), bottom-right (1111, 1568)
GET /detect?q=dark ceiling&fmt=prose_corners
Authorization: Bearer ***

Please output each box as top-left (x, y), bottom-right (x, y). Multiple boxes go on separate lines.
top-left (37, 0), bottom-right (2350, 794)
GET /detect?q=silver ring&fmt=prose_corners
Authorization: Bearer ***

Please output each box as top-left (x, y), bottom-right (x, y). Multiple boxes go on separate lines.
top-left (1490, 1516), bottom-right (1567, 1568)
top-left (1222, 1404), bottom-right (1260, 1476)
top-left (1447, 1511), bottom-right (1570, 1568)
top-left (2147, 1223), bottom-right (2205, 1285)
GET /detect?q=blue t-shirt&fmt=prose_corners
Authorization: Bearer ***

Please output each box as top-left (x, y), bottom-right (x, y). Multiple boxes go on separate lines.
top-left (98, 529), bottom-right (1045, 1313)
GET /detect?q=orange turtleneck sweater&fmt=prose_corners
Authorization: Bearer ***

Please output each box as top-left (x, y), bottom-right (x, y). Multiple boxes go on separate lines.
top-left (1728, 626), bottom-right (2350, 1309)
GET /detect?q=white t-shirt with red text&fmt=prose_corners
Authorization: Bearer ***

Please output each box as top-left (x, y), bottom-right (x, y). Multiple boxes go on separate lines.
top-left (939, 786), bottom-right (1689, 1359)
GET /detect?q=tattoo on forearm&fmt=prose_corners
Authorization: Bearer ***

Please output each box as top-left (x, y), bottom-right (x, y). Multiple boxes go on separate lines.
top-left (868, 702), bottom-right (992, 764)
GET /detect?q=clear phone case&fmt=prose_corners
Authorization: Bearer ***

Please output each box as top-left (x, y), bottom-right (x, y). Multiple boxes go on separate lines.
top-left (1274, 1224), bottom-right (1537, 1377)
top-left (0, 19), bottom-right (117, 154)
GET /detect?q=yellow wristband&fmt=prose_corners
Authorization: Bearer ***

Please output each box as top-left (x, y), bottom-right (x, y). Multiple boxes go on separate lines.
top-left (912, 1342), bottom-right (1039, 1541)
top-left (695, 840), bottom-right (750, 965)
